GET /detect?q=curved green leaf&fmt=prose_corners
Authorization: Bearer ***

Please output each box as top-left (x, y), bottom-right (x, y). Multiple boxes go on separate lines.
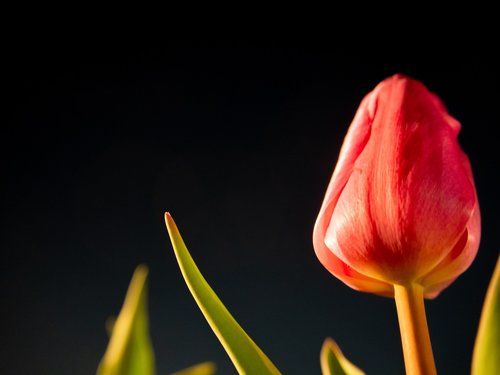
top-left (320, 338), bottom-right (365, 375)
top-left (472, 255), bottom-right (500, 375)
top-left (170, 362), bottom-right (217, 375)
top-left (97, 265), bottom-right (155, 375)
top-left (164, 212), bottom-right (281, 375)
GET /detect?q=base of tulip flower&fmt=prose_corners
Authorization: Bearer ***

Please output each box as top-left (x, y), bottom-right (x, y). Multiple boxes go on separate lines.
top-left (394, 284), bottom-right (437, 375)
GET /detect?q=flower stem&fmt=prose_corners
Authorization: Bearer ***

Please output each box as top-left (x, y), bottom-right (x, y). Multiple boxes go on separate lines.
top-left (394, 284), bottom-right (437, 375)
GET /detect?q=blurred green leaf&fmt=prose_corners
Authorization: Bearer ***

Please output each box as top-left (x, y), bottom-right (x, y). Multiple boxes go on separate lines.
top-left (97, 265), bottom-right (155, 375)
top-left (164, 213), bottom-right (281, 375)
top-left (170, 362), bottom-right (217, 375)
top-left (320, 338), bottom-right (364, 375)
top-left (472, 255), bottom-right (500, 375)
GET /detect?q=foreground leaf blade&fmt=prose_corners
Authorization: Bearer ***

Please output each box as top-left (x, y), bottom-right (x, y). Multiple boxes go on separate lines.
top-left (164, 212), bottom-right (281, 375)
top-left (472, 255), bottom-right (500, 375)
top-left (171, 361), bottom-right (217, 375)
top-left (320, 338), bottom-right (365, 375)
top-left (97, 265), bottom-right (155, 375)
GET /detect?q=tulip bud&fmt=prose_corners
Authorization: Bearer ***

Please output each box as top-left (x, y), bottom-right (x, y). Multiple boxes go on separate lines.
top-left (313, 74), bottom-right (480, 298)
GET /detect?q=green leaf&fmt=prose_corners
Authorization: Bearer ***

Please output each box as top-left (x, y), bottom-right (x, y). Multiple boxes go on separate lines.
top-left (170, 362), bottom-right (217, 375)
top-left (472, 255), bottom-right (500, 375)
top-left (164, 212), bottom-right (281, 375)
top-left (97, 265), bottom-right (155, 375)
top-left (320, 338), bottom-right (365, 375)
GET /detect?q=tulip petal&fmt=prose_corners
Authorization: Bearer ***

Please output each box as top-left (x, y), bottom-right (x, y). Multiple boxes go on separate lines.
top-left (164, 213), bottom-right (281, 375)
top-left (471, 255), bottom-right (500, 375)
top-left (315, 86), bottom-right (375, 227)
top-left (419, 150), bottom-right (482, 297)
top-left (313, 89), bottom-right (394, 296)
top-left (171, 362), bottom-right (217, 375)
top-left (420, 203), bottom-right (481, 298)
top-left (314, 215), bottom-right (393, 297)
top-left (325, 75), bottom-right (476, 285)
top-left (320, 338), bottom-right (365, 375)
top-left (97, 265), bottom-right (155, 375)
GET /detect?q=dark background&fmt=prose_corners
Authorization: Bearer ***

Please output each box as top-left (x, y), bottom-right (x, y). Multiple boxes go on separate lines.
top-left (2, 41), bottom-right (499, 374)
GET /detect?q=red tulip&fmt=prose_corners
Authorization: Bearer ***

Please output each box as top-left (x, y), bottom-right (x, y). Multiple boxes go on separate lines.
top-left (313, 74), bottom-right (480, 298)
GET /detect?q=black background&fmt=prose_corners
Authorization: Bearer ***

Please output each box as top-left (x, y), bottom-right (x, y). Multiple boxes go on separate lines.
top-left (2, 39), bottom-right (499, 374)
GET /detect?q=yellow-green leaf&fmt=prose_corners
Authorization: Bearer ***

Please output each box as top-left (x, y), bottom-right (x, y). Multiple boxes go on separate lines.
top-left (472, 255), bottom-right (500, 375)
top-left (320, 338), bottom-right (365, 375)
top-left (97, 265), bottom-right (155, 375)
top-left (170, 362), bottom-right (217, 375)
top-left (164, 212), bottom-right (281, 375)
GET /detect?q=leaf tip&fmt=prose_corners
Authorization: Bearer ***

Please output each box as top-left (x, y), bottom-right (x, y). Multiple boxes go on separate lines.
top-left (320, 337), bottom-right (365, 375)
top-left (164, 212), bottom-right (178, 235)
top-left (135, 263), bottom-right (149, 278)
top-left (471, 254), bottom-right (500, 375)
